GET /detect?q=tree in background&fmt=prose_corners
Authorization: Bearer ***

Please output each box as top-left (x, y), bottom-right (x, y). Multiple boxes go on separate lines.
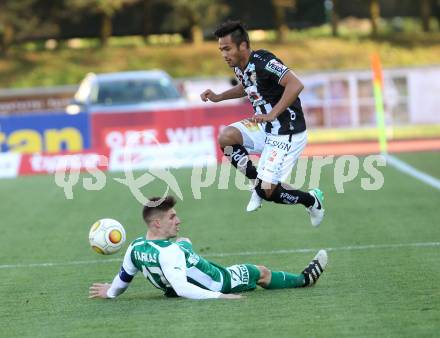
top-left (139, 0), bottom-right (169, 42)
top-left (0, 1), bottom-right (15, 54)
top-left (142, 0), bottom-right (155, 42)
top-left (324, 0), bottom-right (339, 37)
top-left (164, 0), bottom-right (229, 44)
top-left (369, 0), bottom-right (380, 37)
top-left (0, 0), bottom-right (60, 53)
top-left (420, 0), bottom-right (432, 32)
top-left (271, 0), bottom-right (296, 42)
top-left (68, 0), bottom-right (139, 46)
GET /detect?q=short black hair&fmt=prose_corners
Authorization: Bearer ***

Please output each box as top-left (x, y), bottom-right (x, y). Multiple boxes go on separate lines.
top-left (142, 196), bottom-right (177, 223)
top-left (214, 20), bottom-right (250, 48)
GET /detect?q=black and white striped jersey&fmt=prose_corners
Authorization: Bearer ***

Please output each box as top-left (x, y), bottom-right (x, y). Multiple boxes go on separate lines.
top-left (234, 49), bottom-right (306, 135)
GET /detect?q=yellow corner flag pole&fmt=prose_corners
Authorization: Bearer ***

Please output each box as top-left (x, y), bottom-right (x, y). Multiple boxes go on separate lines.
top-left (371, 53), bottom-right (388, 154)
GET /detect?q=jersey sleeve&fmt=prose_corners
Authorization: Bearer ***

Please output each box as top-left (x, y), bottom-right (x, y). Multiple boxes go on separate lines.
top-left (258, 55), bottom-right (290, 84)
top-left (106, 243), bottom-right (138, 298)
top-left (159, 244), bottom-right (222, 300)
top-left (176, 239), bottom-right (193, 251)
top-left (121, 243), bottom-right (138, 276)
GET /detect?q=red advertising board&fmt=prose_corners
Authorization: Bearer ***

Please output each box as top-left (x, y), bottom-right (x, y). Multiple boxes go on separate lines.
top-left (19, 150), bottom-right (109, 176)
top-left (1, 104), bottom-right (256, 178)
top-left (90, 104), bottom-right (253, 160)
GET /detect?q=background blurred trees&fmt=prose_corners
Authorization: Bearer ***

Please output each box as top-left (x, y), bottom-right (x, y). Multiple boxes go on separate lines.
top-left (67, 0), bottom-right (141, 46)
top-left (0, 0), bottom-right (439, 52)
top-left (162, 0), bottom-right (229, 44)
top-left (369, 0), bottom-right (380, 37)
top-left (272, 0), bottom-right (297, 42)
top-left (421, 0), bottom-right (432, 32)
top-left (328, 0), bottom-right (340, 37)
top-left (0, 0), bottom-right (63, 54)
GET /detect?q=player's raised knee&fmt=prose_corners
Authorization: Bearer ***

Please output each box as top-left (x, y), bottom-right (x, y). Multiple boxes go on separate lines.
top-left (255, 180), bottom-right (276, 200)
top-left (218, 126), bottom-right (243, 148)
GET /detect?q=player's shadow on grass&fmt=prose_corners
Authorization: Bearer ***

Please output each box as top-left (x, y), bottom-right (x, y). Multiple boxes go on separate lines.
top-left (117, 293), bottom-right (165, 301)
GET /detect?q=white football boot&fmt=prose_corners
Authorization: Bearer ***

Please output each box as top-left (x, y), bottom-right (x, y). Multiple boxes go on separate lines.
top-left (301, 249), bottom-right (328, 287)
top-left (307, 188), bottom-right (325, 227)
top-left (246, 189), bottom-right (263, 212)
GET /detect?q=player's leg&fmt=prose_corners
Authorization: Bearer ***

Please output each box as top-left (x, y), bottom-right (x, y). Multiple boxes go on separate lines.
top-left (219, 121), bottom-right (261, 181)
top-left (224, 264), bottom-right (259, 293)
top-left (220, 120), bottom-right (267, 212)
top-left (256, 131), bottom-right (325, 226)
top-left (255, 180), bottom-right (316, 208)
top-left (255, 181), bottom-right (325, 228)
top-left (255, 183), bottom-right (324, 228)
top-left (255, 265), bottom-right (306, 289)
top-left (256, 250), bottom-right (328, 289)
top-left (300, 249), bottom-right (328, 286)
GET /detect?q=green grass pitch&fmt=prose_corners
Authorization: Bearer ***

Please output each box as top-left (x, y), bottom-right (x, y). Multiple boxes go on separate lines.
top-left (0, 151), bottom-right (439, 337)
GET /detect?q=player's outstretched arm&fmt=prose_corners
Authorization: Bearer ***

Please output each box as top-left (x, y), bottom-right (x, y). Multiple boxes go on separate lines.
top-left (89, 246), bottom-right (137, 300)
top-left (200, 84), bottom-right (246, 103)
top-left (89, 269), bottom-right (133, 299)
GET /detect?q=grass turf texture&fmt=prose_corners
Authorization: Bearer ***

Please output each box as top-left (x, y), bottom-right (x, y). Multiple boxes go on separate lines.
top-left (0, 151), bottom-right (439, 337)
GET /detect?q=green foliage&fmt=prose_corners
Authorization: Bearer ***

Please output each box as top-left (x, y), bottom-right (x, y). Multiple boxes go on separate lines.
top-left (0, 29), bottom-right (439, 88)
top-left (0, 152), bottom-right (439, 337)
top-left (0, 0), bottom-right (37, 27)
top-left (163, 0), bottom-right (229, 40)
top-left (0, 0), bottom-right (69, 53)
top-left (67, 0), bottom-right (140, 16)
top-left (171, 0), bottom-right (228, 26)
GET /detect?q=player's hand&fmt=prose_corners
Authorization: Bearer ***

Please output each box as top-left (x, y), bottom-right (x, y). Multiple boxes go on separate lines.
top-left (89, 283), bottom-right (111, 299)
top-left (252, 112), bottom-right (276, 123)
top-left (219, 293), bottom-right (243, 299)
top-left (200, 89), bottom-right (221, 102)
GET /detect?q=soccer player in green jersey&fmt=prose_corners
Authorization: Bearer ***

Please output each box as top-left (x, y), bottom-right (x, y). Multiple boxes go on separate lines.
top-left (89, 196), bottom-right (328, 300)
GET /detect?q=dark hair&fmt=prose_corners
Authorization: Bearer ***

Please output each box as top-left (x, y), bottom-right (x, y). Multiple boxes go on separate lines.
top-left (214, 20), bottom-right (250, 48)
top-left (142, 196), bottom-right (177, 223)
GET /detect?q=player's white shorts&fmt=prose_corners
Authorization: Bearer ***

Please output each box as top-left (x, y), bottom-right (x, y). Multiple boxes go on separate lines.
top-left (230, 119), bottom-right (307, 184)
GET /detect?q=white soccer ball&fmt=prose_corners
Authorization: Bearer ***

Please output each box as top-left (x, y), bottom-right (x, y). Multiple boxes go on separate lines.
top-left (89, 218), bottom-right (126, 255)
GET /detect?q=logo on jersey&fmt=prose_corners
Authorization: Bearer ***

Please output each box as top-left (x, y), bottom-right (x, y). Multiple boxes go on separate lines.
top-left (180, 245), bottom-right (200, 265)
top-left (265, 59), bottom-right (287, 78)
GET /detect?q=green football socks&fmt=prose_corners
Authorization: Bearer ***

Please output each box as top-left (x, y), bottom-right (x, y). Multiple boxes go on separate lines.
top-left (264, 271), bottom-right (305, 289)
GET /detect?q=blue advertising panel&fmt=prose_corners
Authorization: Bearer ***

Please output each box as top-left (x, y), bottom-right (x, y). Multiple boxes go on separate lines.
top-left (0, 112), bottom-right (90, 153)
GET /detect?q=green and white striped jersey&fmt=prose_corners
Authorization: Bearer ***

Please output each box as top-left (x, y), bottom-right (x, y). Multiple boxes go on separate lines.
top-left (120, 237), bottom-right (228, 299)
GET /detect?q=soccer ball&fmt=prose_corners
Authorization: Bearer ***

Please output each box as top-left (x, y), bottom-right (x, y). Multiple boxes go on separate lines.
top-left (89, 218), bottom-right (126, 255)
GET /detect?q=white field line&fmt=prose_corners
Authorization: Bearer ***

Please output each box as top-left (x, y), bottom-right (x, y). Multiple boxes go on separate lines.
top-left (0, 241), bottom-right (439, 270)
top-left (386, 154), bottom-right (440, 190)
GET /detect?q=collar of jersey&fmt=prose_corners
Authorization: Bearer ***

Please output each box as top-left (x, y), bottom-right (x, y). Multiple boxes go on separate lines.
top-left (239, 49), bottom-right (254, 72)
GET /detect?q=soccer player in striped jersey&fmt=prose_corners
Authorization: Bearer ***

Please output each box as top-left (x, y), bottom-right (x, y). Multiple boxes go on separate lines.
top-left (200, 20), bottom-right (324, 226)
top-left (89, 196), bottom-right (328, 300)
